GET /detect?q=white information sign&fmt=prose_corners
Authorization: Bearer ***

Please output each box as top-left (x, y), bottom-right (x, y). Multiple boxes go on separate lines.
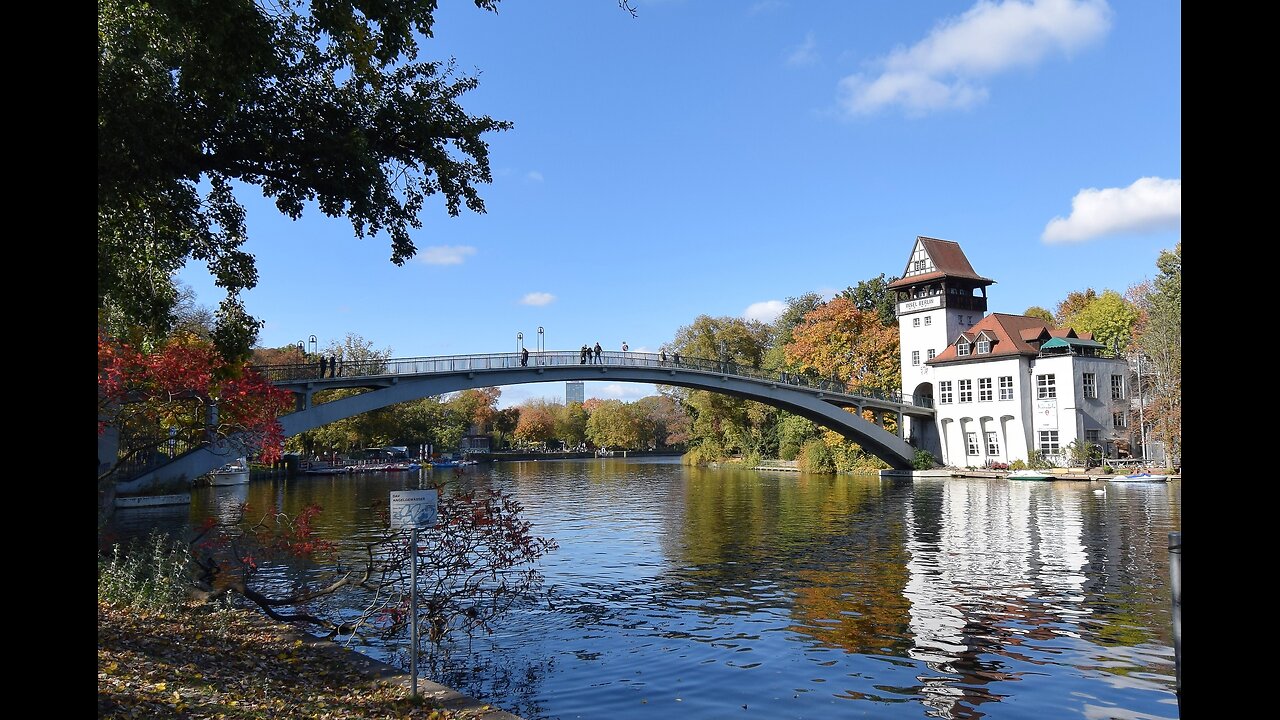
top-left (390, 489), bottom-right (438, 529)
top-left (1034, 399), bottom-right (1058, 430)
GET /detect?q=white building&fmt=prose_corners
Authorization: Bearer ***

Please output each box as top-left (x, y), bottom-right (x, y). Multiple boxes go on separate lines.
top-left (891, 237), bottom-right (1129, 467)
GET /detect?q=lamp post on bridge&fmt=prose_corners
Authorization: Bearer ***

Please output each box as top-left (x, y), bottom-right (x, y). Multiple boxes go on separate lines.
top-left (309, 335), bottom-right (318, 356)
top-left (516, 332), bottom-right (524, 354)
top-left (537, 326), bottom-right (545, 353)
top-left (297, 341), bottom-right (305, 357)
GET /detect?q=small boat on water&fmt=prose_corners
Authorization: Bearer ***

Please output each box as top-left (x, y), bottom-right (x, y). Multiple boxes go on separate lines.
top-left (1007, 469), bottom-right (1055, 481)
top-left (305, 465), bottom-right (351, 475)
top-left (1108, 472), bottom-right (1170, 483)
top-left (206, 458), bottom-right (250, 486)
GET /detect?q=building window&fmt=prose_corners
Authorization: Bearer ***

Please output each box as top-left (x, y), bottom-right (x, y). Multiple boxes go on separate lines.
top-left (986, 431), bottom-right (1000, 456)
top-left (977, 340), bottom-right (991, 354)
top-left (924, 316), bottom-right (932, 326)
top-left (1086, 429), bottom-right (1101, 445)
top-left (927, 348), bottom-right (936, 360)
top-left (959, 379), bottom-right (973, 403)
top-left (999, 376), bottom-right (1013, 401)
top-left (966, 432), bottom-right (980, 456)
top-left (957, 342), bottom-right (971, 357)
top-left (1082, 373), bottom-right (1097, 398)
top-left (913, 317), bottom-right (920, 327)
top-left (1111, 375), bottom-right (1125, 400)
top-left (1038, 430), bottom-right (1060, 455)
top-left (939, 381), bottom-right (953, 404)
top-left (978, 378), bottom-right (992, 401)
top-left (1037, 374), bottom-right (1056, 399)
top-left (1113, 412), bottom-right (1127, 429)
top-left (914, 259), bottom-right (926, 271)
top-left (912, 350), bottom-right (920, 366)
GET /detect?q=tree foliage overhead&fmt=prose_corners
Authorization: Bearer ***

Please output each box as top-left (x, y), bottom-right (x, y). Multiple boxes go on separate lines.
top-left (1058, 289), bottom-right (1140, 353)
top-left (98, 0), bottom-right (511, 352)
top-left (785, 296), bottom-right (901, 393)
top-left (839, 273), bottom-right (900, 326)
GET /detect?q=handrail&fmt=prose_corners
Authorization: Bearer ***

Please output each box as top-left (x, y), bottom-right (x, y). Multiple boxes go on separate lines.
top-left (253, 350), bottom-right (935, 409)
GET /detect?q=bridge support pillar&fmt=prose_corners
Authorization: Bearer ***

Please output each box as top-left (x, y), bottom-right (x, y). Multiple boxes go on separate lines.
top-left (295, 391), bottom-right (311, 412)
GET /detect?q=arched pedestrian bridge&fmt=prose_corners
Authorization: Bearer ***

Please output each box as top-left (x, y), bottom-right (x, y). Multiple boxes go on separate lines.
top-left (119, 350), bottom-right (936, 491)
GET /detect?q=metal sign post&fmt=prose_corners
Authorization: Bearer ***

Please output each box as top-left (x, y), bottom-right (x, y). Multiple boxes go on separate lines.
top-left (390, 489), bottom-right (438, 698)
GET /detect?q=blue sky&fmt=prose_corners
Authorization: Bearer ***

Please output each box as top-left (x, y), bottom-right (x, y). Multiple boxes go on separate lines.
top-left (178, 0), bottom-right (1180, 409)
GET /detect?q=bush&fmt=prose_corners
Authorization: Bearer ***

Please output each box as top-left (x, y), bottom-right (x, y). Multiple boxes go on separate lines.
top-left (912, 449), bottom-right (937, 470)
top-left (98, 531), bottom-right (192, 611)
top-left (798, 439), bottom-right (836, 474)
top-left (1008, 459), bottom-right (1027, 471)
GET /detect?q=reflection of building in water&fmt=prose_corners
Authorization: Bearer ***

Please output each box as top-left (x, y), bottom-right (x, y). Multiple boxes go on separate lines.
top-left (903, 479), bottom-right (1088, 718)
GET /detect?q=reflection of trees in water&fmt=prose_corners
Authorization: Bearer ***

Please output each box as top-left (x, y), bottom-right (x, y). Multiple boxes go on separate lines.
top-left (382, 644), bottom-right (555, 720)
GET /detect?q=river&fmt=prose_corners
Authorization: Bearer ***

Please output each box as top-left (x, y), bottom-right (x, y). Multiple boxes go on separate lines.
top-left (105, 457), bottom-right (1181, 719)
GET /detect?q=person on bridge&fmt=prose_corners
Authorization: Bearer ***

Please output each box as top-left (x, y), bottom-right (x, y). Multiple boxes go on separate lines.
top-left (660, 349), bottom-right (667, 365)
top-left (593, 342), bottom-right (602, 364)
top-left (329, 355), bottom-right (337, 378)
top-left (672, 351), bottom-right (680, 367)
top-left (580, 344), bottom-right (589, 364)
top-left (521, 347), bottom-right (529, 367)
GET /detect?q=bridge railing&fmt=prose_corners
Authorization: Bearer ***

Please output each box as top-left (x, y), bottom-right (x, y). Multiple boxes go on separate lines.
top-left (253, 351), bottom-right (934, 409)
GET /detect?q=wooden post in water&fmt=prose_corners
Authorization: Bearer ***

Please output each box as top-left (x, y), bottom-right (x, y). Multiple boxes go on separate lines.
top-left (1169, 531), bottom-right (1181, 698)
top-left (410, 527), bottom-right (419, 698)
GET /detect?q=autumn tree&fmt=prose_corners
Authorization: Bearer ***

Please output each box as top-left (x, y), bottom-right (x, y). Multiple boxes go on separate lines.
top-left (99, 0), bottom-right (512, 355)
top-left (633, 395), bottom-right (691, 449)
top-left (554, 402), bottom-right (590, 449)
top-left (670, 316), bottom-right (773, 461)
top-left (586, 400), bottom-right (644, 450)
top-left (98, 332), bottom-right (293, 486)
top-left (785, 297), bottom-right (901, 394)
top-left (514, 400), bottom-right (558, 448)
top-left (1054, 289), bottom-right (1098, 326)
top-left (1133, 243), bottom-right (1181, 466)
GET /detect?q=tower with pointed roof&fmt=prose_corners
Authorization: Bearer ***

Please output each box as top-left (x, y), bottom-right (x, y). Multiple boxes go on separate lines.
top-left (891, 236), bottom-right (1128, 467)
top-left (889, 237), bottom-right (994, 455)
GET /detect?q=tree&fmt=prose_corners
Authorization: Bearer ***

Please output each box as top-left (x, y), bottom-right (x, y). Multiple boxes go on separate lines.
top-left (99, 0), bottom-right (512, 354)
top-left (514, 400), bottom-right (557, 448)
top-left (1059, 290), bottom-right (1140, 353)
top-left (839, 273), bottom-right (900, 326)
top-left (1054, 289), bottom-right (1098, 325)
top-left (670, 315), bottom-right (773, 460)
top-left (1133, 243), bottom-right (1181, 466)
top-left (554, 402), bottom-right (589, 449)
top-left (1023, 306), bottom-right (1055, 325)
top-left (586, 400), bottom-right (643, 450)
top-left (785, 297), bottom-right (901, 393)
top-left (98, 332), bottom-right (293, 485)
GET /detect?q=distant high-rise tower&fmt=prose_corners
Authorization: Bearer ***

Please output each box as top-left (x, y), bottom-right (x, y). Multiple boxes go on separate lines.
top-left (566, 381), bottom-right (585, 405)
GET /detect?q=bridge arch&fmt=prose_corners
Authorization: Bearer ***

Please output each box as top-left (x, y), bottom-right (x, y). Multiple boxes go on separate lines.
top-left (119, 351), bottom-right (936, 492)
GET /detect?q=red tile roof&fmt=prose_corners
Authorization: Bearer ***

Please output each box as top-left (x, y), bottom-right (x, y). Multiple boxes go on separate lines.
top-left (888, 236), bottom-right (996, 289)
top-left (928, 313), bottom-right (1056, 365)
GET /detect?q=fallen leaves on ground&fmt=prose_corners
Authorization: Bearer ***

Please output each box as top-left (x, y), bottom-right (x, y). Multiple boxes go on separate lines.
top-left (98, 601), bottom-right (467, 719)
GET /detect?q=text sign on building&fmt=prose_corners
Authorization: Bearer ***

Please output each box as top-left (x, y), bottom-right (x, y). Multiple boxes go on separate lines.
top-left (898, 296), bottom-right (941, 314)
top-left (390, 489), bottom-right (438, 530)
top-left (1034, 400), bottom-right (1058, 430)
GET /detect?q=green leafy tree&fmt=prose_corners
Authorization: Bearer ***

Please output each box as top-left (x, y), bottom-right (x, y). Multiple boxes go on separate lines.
top-left (1023, 306), bottom-right (1055, 325)
top-left (1054, 289), bottom-right (1098, 326)
top-left (586, 400), bottom-right (644, 450)
top-left (98, 0), bottom-right (511, 355)
top-left (554, 402), bottom-right (589, 449)
top-left (839, 273), bottom-right (900, 326)
top-left (1059, 290), bottom-right (1140, 353)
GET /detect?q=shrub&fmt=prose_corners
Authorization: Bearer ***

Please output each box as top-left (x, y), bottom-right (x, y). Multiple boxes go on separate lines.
top-left (912, 449), bottom-right (937, 470)
top-left (98, 531), bottom-right (192, 611)
top-left (1008, 459), bottom-right (1027, 471)
top-left (798, 439), bottom-right (836, 474)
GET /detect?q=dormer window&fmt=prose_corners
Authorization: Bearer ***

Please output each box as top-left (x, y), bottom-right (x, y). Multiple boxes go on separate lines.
top-left (977, 340), bottom-right (991, 354)
top-left (957, 341), bottom-right (971, 357)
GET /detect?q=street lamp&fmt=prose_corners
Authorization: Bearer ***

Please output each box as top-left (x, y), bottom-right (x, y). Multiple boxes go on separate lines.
top-left (517, 332), bottom-right (524, 354)
top-left (309, 335), bottom-right (318, 356)
top-left (297, 341), bottom-right (305, 357)
top-left (537, 326), bottom-right (545, 353)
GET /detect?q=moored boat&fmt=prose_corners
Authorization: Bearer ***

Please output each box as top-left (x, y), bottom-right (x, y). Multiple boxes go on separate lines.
top-left (1007, 469), bottom-right (1055, 481)
top-left (206, 458), bottom-right (250, 486)
top-left (114, 492), bottom-right (192, 509)
top-left (1108, 472), bottom-right (1170, 483)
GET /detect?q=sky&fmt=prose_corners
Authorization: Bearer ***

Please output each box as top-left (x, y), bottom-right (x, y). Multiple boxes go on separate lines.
top-left (177, 0), bottom-right (1181, 409)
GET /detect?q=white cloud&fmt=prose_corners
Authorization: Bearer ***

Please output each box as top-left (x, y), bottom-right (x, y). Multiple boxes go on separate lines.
top-left (593, 383), bottom-right (654, 401)
top-left (1042, 177), bottom-right (1181, 244)
top-left (748, 0), bottom-right (785, 16)
top-left (418, 245), bottom-right (477, 265)
top-left (744, 300), bottom-right (788, 324)
top-left (788, 32), bottom-right (818, 67)
top-left (526, 170), bottom-right (544, 182)
top-left (521, 292), bottom-right (556, 306)
top-left (838, 0), bottom-right (1111, 117)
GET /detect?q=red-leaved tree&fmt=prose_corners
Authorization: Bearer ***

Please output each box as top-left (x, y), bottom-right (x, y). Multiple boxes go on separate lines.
top-left (98, 331), bottom-right (293, 484)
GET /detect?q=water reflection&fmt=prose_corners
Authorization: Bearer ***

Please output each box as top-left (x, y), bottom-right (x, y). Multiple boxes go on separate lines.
top-left (101, 461), bottom-right (1179, 719)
